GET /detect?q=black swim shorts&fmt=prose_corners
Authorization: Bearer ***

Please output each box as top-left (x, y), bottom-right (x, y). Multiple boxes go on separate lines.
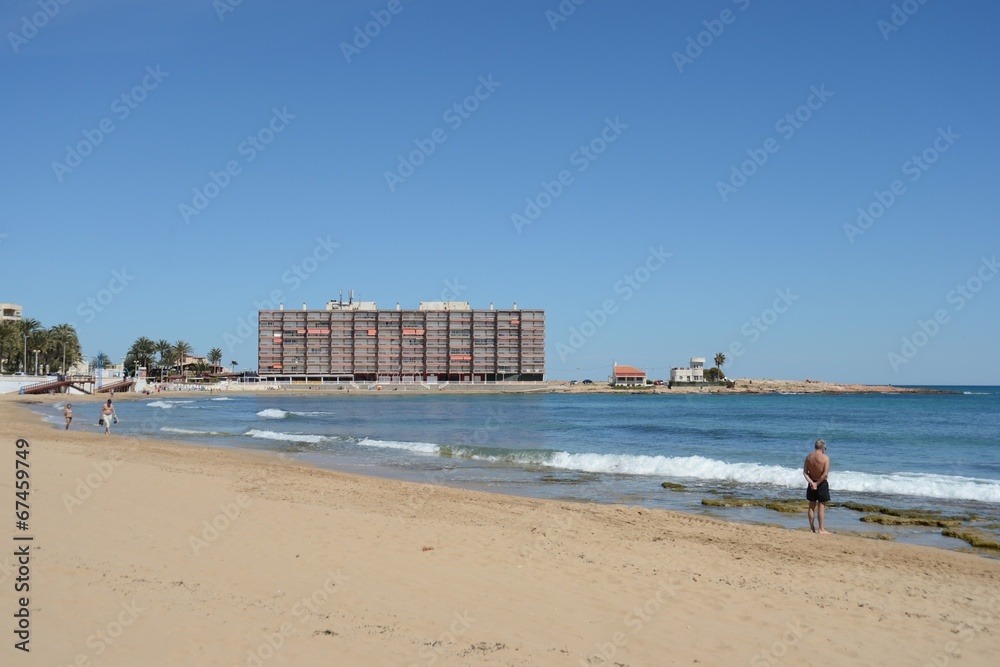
top-left (806, 480), bottom-right (830, 503)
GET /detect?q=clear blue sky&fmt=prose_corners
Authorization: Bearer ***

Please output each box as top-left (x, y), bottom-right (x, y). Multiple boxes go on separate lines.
top-left (2, 0), bottom-right (997, 384)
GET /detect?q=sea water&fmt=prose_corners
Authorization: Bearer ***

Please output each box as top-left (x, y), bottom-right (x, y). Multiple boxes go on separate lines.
top-left (43, 387), bottom-right (1000, 551)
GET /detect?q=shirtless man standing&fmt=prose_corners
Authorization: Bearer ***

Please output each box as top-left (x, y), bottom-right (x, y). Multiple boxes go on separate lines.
top-left (803, 439), bottom-right (830, 534)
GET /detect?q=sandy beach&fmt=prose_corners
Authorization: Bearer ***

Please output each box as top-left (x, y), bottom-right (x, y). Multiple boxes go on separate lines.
top-left (3, 394), bottom-right (998, 666)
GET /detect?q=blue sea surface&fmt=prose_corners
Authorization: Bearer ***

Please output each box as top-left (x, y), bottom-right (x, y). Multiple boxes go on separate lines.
top-left (44, 386), bottom-right (1000, 551)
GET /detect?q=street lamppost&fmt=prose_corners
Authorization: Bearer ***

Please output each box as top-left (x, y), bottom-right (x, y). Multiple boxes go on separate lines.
top-left (33, 349), bottom-right (40, 376)
top-left (23, 334), bottom-right (28, 374)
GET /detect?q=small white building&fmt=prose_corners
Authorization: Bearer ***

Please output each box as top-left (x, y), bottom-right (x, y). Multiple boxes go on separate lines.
top-left (670, 357), bottom-right (705, 383)
top-left (611, 364), bottom-right (647, 387)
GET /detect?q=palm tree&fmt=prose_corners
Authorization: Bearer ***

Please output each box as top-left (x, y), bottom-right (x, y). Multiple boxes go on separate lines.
top-left (45, 323), bottom-right (81, 374)
top-left (0, 320), bottom-right (20, 373)
top-left (90, 352), bottom-right (111, 372)
top-left (155, 339), bottom-right (173, 380)
top-left (17, 319), bottom-right (42, 373)
top-left (174, 340), bottom-right (193, 377)
top-left (714, 352), bottom-right (726, 375)
top-left (207, 347), bottom-right (222, 373)
top-left (126, 336), bottom-right (157, 376)
top-left (230, 360), bottom-right (238, 374)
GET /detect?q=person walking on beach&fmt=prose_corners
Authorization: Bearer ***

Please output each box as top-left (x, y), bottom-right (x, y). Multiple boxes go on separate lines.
top-left (803, 439), bottom-right (830, 534)
top-left (64, 403), bottom-right (73, 430)
top-left (100, 399), bottom-right (117, 435)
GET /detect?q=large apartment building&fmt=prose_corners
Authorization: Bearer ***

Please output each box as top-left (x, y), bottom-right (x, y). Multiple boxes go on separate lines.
top-left (1, 303), bottom-right (23, 321)
top-left (258, 298), bottom-right (545, 382)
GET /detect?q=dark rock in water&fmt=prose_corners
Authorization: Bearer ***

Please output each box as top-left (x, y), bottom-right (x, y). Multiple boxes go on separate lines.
top-left (941, 528), bottom-right (1000, 550)
top-left (860, 515), bottom-right (960, 528)
top-left (700, 497), bottom-right (808, 513)
top-left (661, 482), bottom-right (686, 490)
top-left (840, 501), bottom-right (975, 523)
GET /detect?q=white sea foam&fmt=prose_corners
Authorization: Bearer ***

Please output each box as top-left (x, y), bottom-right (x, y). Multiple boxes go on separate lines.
top-left (146, 400), bottom-right (194, 409)
top-left (350, 439), bottom-right (1000, 503)
top-left (161, 427), bottom-right (225, 436)
top-left (256, 409), bottom-right (289, 419)
top-left (211, 397), bottom-right (233, 401)
top-left (356, 438), bottom-right (443, 455)
top-left (245, 429), bottom-right (325, 444)
top-left (541, 452), bottom-right (1000, 502)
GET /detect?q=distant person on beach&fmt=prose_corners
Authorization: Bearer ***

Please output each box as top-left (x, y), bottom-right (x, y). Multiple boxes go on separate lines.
top-left (803, 439), bottom-right (830, 534)
top-left (64, 403), bottom-right (73, 430)
top-left (100, 399), bottom-right (117, 435)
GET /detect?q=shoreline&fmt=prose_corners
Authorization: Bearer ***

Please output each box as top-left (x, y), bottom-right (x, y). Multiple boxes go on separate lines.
top-left (39, 376), bottom-right (958, 399)
top-left (18, 392), bottom-right (999, 554)
top-left (4, 395), bottom-right (1000, 665)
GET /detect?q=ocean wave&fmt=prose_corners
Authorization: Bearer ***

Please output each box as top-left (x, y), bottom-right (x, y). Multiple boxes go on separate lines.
top-left (245, 429), bottom-right (326, 444)
top-left (256, 408), bottom-right (336, 419)
top-left (161, 426), bottom-right (226, 436)
top-left (146, 400), bottom-right (194, 409)
top-left (211, 397), bottom-right (234, 401)
top-left (546, 454), bottom-right (1000, 503)
top-left (356, 438), bottom-right (443, 455)
top-left (349, 439), bottom-right (1000, 503)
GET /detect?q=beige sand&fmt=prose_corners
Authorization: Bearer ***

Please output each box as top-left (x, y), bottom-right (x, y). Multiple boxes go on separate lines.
top-left (2, 395), bottom-right (998, 667)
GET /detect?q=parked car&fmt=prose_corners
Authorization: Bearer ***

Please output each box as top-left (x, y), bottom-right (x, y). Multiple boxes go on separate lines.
top-left (653, 380), bottom-right (663, 386)
top-left (582, 379), bottom-right (593, 385)
top-left (569, 380), bottom-right (578, 385)
top-left (13, 372), bottom-right (27, 376)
